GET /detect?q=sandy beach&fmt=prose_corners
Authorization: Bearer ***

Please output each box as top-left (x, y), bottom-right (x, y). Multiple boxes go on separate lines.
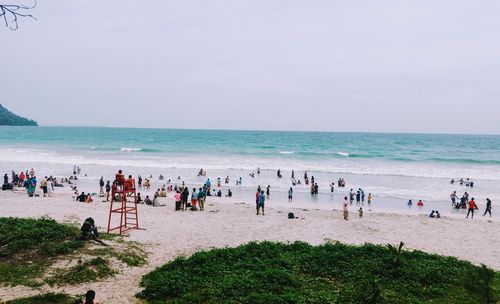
top-left (0, 187), bottom-right (498, 303)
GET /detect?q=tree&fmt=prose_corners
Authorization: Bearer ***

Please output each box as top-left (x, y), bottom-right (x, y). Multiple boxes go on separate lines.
top-left (0, 0), bottom-right (36, 30)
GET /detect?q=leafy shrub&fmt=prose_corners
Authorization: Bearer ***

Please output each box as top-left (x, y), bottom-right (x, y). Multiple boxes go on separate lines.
top-left (0, 217), bottom-right (83, 260)
top-left (138, 241), bottom-right (499, 303)
top-left (5, 293), bottom-right (77, 304)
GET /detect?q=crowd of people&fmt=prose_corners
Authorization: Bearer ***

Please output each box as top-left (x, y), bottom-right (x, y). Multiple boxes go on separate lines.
top-left (450, 178), bottom-right (475, 188)
top-left (2, 169), bottom-right (69, 197)
top-left (449, 190), bottom-right (492, 218)
top-left (2, 165), bottom-right (494, 221)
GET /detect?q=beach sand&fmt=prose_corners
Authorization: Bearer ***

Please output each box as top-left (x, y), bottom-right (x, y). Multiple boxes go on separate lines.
top-left (0, 188), bottom-right (498, 303)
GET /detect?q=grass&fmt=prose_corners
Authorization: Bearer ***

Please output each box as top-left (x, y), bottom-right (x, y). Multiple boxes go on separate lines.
top-left (137, 241), bottom-right (500, 304)
top-left (4, 293), bottom-right (78, 304)
top-left (0, 217), bottom-right (84, 287)
top-left (0, 217), bottom-right (148, 288)
top-left (45, 257), bottom-right (115, 286)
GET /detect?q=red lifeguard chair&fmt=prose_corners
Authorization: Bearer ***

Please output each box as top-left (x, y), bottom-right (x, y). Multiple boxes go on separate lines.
top-left (107, 173), bottom-right (141, 235)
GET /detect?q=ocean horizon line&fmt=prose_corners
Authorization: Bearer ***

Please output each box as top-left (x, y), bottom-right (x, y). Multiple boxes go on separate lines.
top-left (5, 125), bottom-right (500, 137)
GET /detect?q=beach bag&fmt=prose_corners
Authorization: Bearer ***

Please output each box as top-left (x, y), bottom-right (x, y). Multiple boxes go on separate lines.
top-left (288, 212), bottom-right (295, 219)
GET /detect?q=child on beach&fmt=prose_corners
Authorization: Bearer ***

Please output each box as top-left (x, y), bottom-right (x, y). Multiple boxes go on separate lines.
top-left (288, 187), bottom-right (293, 202)
top-left (368, 193), bottom-right (372, 204)
top-left (358, 207), bottom-right (363, 218)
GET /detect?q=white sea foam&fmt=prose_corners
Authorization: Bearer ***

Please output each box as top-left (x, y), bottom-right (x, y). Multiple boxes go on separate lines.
top-left (120, 147), bottom-right (143, 152)
top-left (279, 151), bottom-right (295, 154)
top-left (336, 152), bottom-right (350, 157)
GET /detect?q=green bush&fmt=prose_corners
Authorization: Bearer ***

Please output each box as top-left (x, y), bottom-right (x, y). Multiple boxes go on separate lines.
top-left (45, 257), bottom-right (115, 286)
top-left (0, 217), bottom-right (84, 286)
top-left (0, 217), bottom-right (83, 259)
top-left (5, 293), bottom-right (77, 304)
top-left (138, 241), bottom-right (499, 303)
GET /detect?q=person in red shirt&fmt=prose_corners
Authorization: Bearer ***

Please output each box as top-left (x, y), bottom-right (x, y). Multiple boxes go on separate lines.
top-left (124, 175), bottom-right (134, 191)
top-left (466, 197), bottom-right (476, 219)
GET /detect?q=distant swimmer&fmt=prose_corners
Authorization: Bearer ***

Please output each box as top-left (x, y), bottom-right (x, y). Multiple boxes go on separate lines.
top-left (407, 200), bottom-right (413, 206)
top-left (417, 200), bottom-right (424, 207)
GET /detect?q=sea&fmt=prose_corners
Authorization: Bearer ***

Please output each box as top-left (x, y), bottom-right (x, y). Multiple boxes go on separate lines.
top-left (1, 126), bottom-right (499, 215)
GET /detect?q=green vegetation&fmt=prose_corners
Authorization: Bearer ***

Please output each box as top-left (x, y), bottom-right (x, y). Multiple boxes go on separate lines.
top-left (138, 241), bottom-right (500, 304)
top-left (5, 293), bottom-right (78, 304)
top-left (0, 217), bottom-right (148, 288)
top-left (0, 104), bottom-right (37, 126)
top-left (0, 217), bottom-right (84, 287)
top-left (45, 257), bottom-right (115, 286)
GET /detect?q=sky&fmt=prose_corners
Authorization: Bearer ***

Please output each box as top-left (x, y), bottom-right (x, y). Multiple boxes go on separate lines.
top-left (1, 1), bottom-right (500, 134)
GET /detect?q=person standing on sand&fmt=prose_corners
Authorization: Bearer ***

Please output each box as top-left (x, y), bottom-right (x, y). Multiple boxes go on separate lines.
top-left (466, 198), bottom-right (476, 219)
top-left (288, 187), bottom-right (293, 202)
top-left (181, 187), bottom-right (189, 210)
top-left (343, 196), bottom-right (349, 220)
top-left (257, 190), bottom-right (265, 215)
top-left (349, 189), bottom-right (354, 204)
top-left (99, 177), bottom-right (105, 195)
top-left (191, 188), bottom-right (198, 210)
top-left (174, 190), bottom-right (182, 211)
top-left (198, 187), bottom-right (206, 211)
top-left (105, 181), bottom-right (111, 201)
top-left (483, 198), bottom-right (492, 217)
top-left (368, 193), bottom-right (373, 204)
top-left (40, 177), bottom-right (48, 197)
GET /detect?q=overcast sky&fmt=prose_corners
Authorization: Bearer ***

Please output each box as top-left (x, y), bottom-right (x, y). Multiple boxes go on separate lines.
top-left (1, 1), bottom-right (500, 133)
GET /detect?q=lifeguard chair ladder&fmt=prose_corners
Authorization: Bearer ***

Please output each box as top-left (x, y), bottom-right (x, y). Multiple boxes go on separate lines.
top-left (107, 179), bottom-right (141, 235)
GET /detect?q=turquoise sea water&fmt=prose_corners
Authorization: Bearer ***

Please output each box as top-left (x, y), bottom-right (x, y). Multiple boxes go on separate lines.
top-left (1, 126), bottom-right (500, 164)
top-left (0, 127), bottom-right (499, 210)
